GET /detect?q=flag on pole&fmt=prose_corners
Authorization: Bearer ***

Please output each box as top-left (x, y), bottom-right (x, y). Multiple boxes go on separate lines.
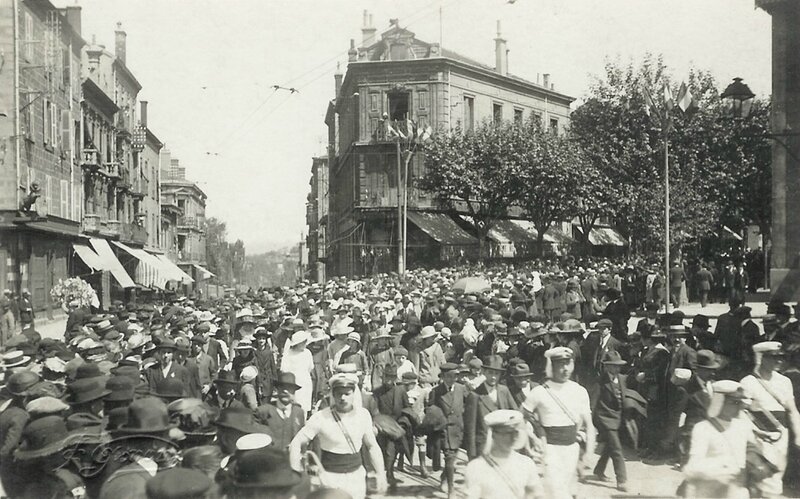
top-left (641, 86), bottom-right (656, 117)
top-left (663, 84), bottom-right (674, 111)
top-left (676, 82), bottom-right (696, 114)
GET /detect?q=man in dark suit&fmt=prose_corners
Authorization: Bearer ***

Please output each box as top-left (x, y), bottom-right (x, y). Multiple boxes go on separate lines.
top-left (602, 288), bottom-right (630, 342)
top-left (427, 362), bottom-right (469, 498)
top-left (582, 319), bottom-right (624, 407)
top-left (592, 351), bottom-right (629, 492)
top-left (145, 339), bottom-right (190, 395)
top-left (253, 328), bottom-right (277, 403)
top-left (542, 276), bottom-right (559, 321)
top-left (694, 264), bottom-right (714, 307)
top-left (679, 350), bottom-right (718, 464)
top-left (372, 364), bottom-right (410, 487)
top-left (254, 372), bottom-right (305, 449)
top-left (464, 355), bottom-right (518, 459)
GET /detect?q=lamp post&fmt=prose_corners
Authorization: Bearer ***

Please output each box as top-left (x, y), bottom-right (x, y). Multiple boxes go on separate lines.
top-left (721, 77), bottom-right (755, 119)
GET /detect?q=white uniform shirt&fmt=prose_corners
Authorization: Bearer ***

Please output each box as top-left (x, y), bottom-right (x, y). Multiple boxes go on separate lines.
top-left (522, 380), bottom-right (589, 427)
top-left (740, 372), bottom-right (794, 412)
top-left (465, 451), bottom-right (541, 499)
top-left (295, 406), bottom-right (373, 454)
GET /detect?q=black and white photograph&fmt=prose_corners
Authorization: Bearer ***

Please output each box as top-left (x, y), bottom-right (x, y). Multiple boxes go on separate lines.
top-left (0, 0), bottom-right (798, 498)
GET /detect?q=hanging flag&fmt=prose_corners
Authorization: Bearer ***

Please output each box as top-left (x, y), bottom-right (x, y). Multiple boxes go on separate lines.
top-left (663, 84), bottom-right (674, 111)
top-left (676, 82), bottom-right (696, 114)
top-left (406, 118), bottom-right (417, 141)
top-left (641, 86), bottom-right (656, 117)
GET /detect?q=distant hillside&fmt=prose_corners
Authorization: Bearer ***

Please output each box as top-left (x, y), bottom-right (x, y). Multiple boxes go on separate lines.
top-left (243, 245), bottom-right (300, 288)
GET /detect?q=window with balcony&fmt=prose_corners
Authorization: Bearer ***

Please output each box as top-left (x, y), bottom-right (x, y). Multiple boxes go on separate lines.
top-left (388, 92), bottom-right (409, 121)
top-left (463, 96), bottom-right (474, 131)
top-left (493, 103), bottom-right (503, 124)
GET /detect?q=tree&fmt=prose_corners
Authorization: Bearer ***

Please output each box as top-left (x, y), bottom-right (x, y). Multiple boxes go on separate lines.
top-left (420, 121), bottom-right (526, 259)
top-left (570, 55), bottom-right (771, 257)
top-left (514, 118), bottom-right (584, 254)
top-left (205, 218), bottom-right (247, 284)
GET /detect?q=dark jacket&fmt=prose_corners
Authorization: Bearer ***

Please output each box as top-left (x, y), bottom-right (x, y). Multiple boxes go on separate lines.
top-left (464, 383), bottom-right (518, 459)
top-left (255, 402), bottom-right (305, 449)
top-left (427, 382), bottom-right (468, 450)
top-left (602, 299), bottom-right (631, 341)
top-left (373, 383), bottom-right (409, 420)
top-left (254, 347), bottom-right (277, 402)
top-left (145, 362), bottom-right (191, 396)
top-left (593, 372), bottom-right (628, 430)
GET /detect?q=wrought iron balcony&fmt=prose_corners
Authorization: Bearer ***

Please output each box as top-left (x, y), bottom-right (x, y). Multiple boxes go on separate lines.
top-left (372, 119), bottom-right (412, 142)
top-left (177, 216), bottom-right (204, 230)
top-left (81, 149), bottom-right (101, 171)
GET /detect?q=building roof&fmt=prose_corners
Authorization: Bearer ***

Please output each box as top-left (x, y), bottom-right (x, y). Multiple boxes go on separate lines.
top-left (82, 77), bottom-right (119, 118)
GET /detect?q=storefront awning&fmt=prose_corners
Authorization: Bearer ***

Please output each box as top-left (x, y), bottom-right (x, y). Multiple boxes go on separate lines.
top-left (152, 253), bottom-right (194, 284)
top-left (88, 238), bottom-right (136, 288)
top-left (509, 220), bottom-right (573, 244)
top-left (72, 243), bottom-right (104, 271)
top-left (111, 241), bottom-right (168, 289)
top-left (407, 212), bottom-right (477, 246)
top-left (193, 264), bottom-right (215, 280)
top-left (486, 219), bottom-right (540, 244)
top-left (577, 226), bottom-right (627, 246)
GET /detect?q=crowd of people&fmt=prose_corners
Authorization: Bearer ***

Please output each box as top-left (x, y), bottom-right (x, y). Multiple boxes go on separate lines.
top-left (0, 259), bottom-right (798, 499)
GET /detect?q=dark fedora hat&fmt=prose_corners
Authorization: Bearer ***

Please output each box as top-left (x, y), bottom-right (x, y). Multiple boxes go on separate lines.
top-left (693, 349), bottom-right (721, 370)
top-left (153, 378), bottom-right (184, 401)
top-left (155, 338), bottom-right (177, 350)
top-left (215, 406), bottom-right (270, 434)
top-left (232, 447), bottom-right (303, 489)
top-left (105, 375), bottom-right (135, 402)
top-left (75, 362), bottom-right (103, 380)
top-left (482, 355), bottom-right (506, 372)
top-left (274, 372), bottom-right (302, 391)
top-left (14, 415), bottom-right (105, 461)
top-left (115, 396), bottom-right (174, 434)
top-left (601, 350), bottom-right (627, 366)
top-left (691, 315), bottom-right (711, 330)
top-left (213, 370), bottom-right (241, 386)
top-left (145, 467), bottom-right (213, 499)
top-left (509, 363), bottom-right (534, 378)
top-left (66, 378), bottom-right (111, 405)
top-left (6, 371), bottom-right (41, 397)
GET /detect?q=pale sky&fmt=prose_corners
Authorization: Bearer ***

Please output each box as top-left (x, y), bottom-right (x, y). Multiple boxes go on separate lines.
top-left (57, 0), bottom-right (772, 254)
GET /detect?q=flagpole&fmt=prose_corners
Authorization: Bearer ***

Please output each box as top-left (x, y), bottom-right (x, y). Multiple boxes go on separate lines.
top-left (396, 139), bottom-right (405, 275)
top-left (664, 127), bottom-right (671, 314)
top-left (403, 149), bottom-right (410, 274)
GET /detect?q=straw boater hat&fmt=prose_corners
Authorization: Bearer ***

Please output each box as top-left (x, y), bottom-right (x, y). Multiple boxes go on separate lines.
top-left (0, 351), bottom-right (30, 369)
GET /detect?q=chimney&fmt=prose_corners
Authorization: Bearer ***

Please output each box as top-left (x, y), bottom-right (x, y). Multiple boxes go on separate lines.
top-left (348, 39), bottom-right (358, 62)
top-left (62, 5), bottom-right (81, 35)
top-left (361, 10), bottom-right (376, 47)
top-left (334, 62), bottom-right (343, 99)
top-left (86, 34), bottom-right (103, 72)
top-left (140, 101), bottom-right (148, 128)
top-left (542, 73), bottom-right (550, 89)
top-left (494, 20), bottom-right (508, 76)
top-left (115, 22), bottom-right (127, 64)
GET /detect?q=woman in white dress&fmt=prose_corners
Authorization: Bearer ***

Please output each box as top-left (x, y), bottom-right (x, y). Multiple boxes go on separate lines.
top-left (280, 331), bottom-right (314, 412)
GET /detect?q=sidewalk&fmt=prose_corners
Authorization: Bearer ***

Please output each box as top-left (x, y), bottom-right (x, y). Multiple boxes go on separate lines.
top-left (32, 312), bottom-right (67, 341)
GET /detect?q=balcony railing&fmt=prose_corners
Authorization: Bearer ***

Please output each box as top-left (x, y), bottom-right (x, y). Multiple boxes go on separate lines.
top-left (177, 250), bottom-right (203, 263)
top-left (103, 162), bottom-right (120, 178)
top-left (177, 216), bottom-right (204, 230)
top-left (82, 214), bottom-right (102, 233)
top-left (372, 119), bottom-right (412, 142)
top-left (82, 149), bottom-right (101, 170)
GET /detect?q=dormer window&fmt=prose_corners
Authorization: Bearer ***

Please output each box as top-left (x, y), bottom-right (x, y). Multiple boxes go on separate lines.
top-left (390, 43), bottom-right (409, 61)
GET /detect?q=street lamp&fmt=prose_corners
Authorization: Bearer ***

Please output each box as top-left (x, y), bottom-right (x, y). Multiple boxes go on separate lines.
top-left (721, 77), bottom-right (755, 119)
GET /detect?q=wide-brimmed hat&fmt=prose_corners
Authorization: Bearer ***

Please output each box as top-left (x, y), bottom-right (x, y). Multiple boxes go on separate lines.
top-left (14, 416), bottom-right (105, 461)
top-left (601, 350), bottom-right (627, 366)
top-left (0, 350), bottom-right (31, 369)
top-left (419, 325), bottom-right (439, 340)
top-left (215, 406), bottom-right (270, 434)
top-left (274, 372), bottom-right (301, 391)
top-left (231, 447), bottom-right (303, 489)
top-left (114, 396), bottom-right (174, 434)
top-left (66, 378), bottom-right (111, 405)
top-left (167, 398), bottom-right (219, 437)
top-left (288, 330), bottom-right (310, 347)
top-left (240, 366), bottom-right (259, 383)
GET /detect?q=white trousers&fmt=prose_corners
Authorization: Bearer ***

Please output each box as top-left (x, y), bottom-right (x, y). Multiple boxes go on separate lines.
top-left (544, 443), bottom-right (579, 499)
top-left (319, 466), bottom-right (367, 499)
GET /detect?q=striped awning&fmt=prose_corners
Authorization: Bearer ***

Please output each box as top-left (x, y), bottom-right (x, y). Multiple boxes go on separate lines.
top-left (88, 238), bottom-right (135, 288)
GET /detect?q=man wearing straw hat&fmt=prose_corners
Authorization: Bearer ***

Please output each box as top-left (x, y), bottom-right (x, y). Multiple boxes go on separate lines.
top-left (464, 409), bottom-right (544, 499)
top-left (522, 346), bottom-right (595, 499)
